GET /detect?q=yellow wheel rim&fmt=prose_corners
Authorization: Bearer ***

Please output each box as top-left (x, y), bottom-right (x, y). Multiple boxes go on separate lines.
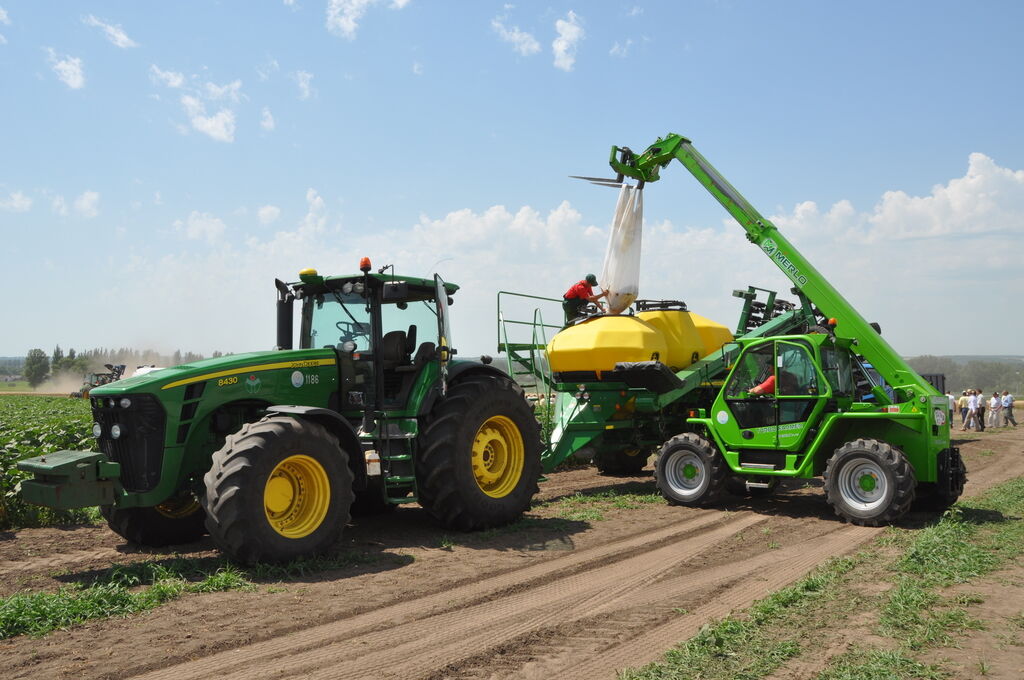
top-left (471, 415), bottom-right (525, 498)
top-left (263, 454), bottom-right (331, 539)
top-left (155, 496), bottom-right (200, 519)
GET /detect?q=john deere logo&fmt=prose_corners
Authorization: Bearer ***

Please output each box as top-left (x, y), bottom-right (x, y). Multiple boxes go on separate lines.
top-left (245, 374), bottom-right (262, 394)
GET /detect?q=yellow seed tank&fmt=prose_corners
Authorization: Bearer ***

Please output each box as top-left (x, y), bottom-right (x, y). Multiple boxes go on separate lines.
top-left (546, 309), bottom-right (734, 376)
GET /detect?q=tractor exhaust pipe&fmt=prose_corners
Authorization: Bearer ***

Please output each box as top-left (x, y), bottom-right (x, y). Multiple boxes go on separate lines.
top-left (275, 278), bottom-right (294, 350)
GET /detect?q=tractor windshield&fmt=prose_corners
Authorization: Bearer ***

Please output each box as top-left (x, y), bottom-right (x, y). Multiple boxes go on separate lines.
top-left (308, 292), bottom-right (373, 351)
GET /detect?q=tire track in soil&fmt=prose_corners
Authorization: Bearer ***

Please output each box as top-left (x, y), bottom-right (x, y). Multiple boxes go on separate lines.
top-left (129, 510), bottom-right (768, 680)
top-left (0, 547), bottom-right (126, 575)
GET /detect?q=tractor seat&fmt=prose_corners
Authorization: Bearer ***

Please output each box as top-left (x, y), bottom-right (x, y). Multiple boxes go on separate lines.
top-left (379, 330), bottom-right (410, 370)
top-left (395, 341), bottom-right (436, 373)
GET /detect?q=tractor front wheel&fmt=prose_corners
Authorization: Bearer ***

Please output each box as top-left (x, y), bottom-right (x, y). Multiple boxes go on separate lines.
top-left (101, 495), bottom-right (207, 547)
top-left (654, 433), bottom-right (729, 506)
top-left (416, 374), bottom-right (542, 530)
top-left (202, 416), bottom-right (354, 564)
top-left (824, 439), bottom-right (915, 526)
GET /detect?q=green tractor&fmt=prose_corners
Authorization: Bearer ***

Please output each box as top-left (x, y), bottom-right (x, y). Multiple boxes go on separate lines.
top-left (20, 260), bottom-right (541, 563)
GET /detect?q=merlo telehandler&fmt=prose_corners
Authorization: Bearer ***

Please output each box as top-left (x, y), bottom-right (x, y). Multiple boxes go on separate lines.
top-left (19, 261), bottom-right (541, 563)
top-left (501, 134), bottom-right (965, 526)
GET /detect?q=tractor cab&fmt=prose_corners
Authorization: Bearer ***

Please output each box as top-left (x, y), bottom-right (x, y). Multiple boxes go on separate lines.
top-left (289, 263), bottom-right (458, 414)
top-left (712, 334), bottom-right (857, 458)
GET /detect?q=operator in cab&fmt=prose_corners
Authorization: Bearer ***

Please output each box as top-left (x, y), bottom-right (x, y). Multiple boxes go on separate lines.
top-left (563, 273), bottom-right (608, 325)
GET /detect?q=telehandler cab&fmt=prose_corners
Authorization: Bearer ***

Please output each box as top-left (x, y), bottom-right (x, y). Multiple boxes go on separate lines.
top-left (20, 261), bottom-right (541, 563)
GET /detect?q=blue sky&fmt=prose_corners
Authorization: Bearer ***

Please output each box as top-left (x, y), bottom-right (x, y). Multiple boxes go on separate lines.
top-left (1, 1), bottom-right (1022, 359)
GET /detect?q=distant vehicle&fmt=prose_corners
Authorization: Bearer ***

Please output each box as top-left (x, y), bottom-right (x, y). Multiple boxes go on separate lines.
top-left (70, 364), bottom-right (126, 398)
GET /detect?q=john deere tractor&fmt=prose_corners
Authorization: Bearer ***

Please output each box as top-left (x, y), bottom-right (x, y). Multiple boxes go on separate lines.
top-left (19, 260), bottom-right (541, 563)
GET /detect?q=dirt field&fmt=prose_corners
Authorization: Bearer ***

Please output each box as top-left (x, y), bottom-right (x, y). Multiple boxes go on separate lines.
top-left (2, 426), bottom-right (1023, 680)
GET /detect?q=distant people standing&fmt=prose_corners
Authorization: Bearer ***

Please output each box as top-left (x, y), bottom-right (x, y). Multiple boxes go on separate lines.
top-left (976, 389), bottom-right (986, 432)
top-left (988, 392), bottom-right (1001, 428)
top-left (958, 391), bottom-right (969, 427)
top-left (962, 390), bottom-right (979, 431)
top-left (946, 390), bottom-right (956, 422)
top-left (1002, 391), bottom-right (1017, 427)
top-left (562, 274), bottom-right (607, 325)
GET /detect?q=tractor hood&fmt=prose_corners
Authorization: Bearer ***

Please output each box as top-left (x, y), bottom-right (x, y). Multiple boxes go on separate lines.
top-left (89, 349), bottom-right (335, 397)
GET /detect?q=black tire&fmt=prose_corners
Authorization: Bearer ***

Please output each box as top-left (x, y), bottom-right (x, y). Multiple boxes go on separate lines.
top-left (100, 496), bottom-right (207, 547)
top-left (416, 374), bottom-right (542, 531)
top-left (653, 433), bottom-right (729, 506)
top-left (725, 475), bottom-right (778, 498)
top-left (594, 448), bottom-right (650, 475)
top-left (824, 438), bottom-right (915, 526)
top-left (202, 415), bottom-right (354, 564)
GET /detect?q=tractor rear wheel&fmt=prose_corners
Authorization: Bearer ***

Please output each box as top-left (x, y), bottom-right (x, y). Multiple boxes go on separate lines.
top-left (416, 374), bottom-right (542, 530)
top-left (202, 416), bottom-right (354, 564)
top-left (594, 447), bottom-right (650, 475)
top-left (101, 495), bottom-right (206, 547)
top-left (824, 439), bottom-right (915, 526)
top-left (654, 433), bottom-right (729, 506)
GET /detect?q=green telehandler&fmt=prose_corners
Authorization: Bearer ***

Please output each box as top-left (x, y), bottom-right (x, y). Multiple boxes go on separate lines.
top-left (19, 260), bottom-right (541, 563)
top-left (501, 134), bottom-right (965, 526)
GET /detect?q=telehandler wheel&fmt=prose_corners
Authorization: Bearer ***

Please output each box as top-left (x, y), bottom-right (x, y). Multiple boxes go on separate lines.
top-left (594, 448), bottom-right (650, 475)
top-left (202, 415), bottom-right (354, 564)
top-left (914, 448), bottom-right (967, 512)
top-left (100, 495), bottom-right (207, 547)
top-left (654, 433), bottom-right (729, 506)
top-left (824, 439), bottom-right (915, 526)
top-left (416, 374), bottom-right (542, 531)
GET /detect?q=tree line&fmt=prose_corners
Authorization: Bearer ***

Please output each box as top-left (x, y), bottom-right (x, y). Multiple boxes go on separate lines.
top-left (906, 356), bottom-right (1024, 395)
top-left (18, 346), bottom-right (224, 388)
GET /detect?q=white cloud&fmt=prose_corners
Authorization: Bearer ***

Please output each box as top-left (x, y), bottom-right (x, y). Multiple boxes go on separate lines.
top-left (552, 11), bottom-right (584, 71)
top-left (46, 48), bottom-right (85, 89)
top-left (154, 191), bottom-right (163, 205)
top-left (256, 58), bottom-right (280, 81)
top-left (628, 6), bottom-right (643, 17)
top-left (412, 61), bottom-right (423, 75)
top-left (0, 35), bottom-right (6, 46)
top-left (73, 190), bottom-right (100, 218)
top-left (326, 0), bottom-right (410, 39)
top-left (0, 8), bottom-right (9, 25)
top-left (150, 64), bottom-right (185, 88)
top-left (492, 17), bottom-right (540, 56)
top-left (174, 211), bottom-right (227, 244)
top-left (55, 153), bottom-right (1024, 357)
top-left (258, 205), bottom-right (281, 225)
top-left (283, 0), bottom-right (297, 5)
top-left (181, 95), bottom-right (236, 142)
top-left (610, 39), bottom-right (632, 58)
top-left (204, 79), bottom-right (243, 102)
top-left (260, 106), bottom-right (276, 131)
top-left (293, 70), bottom-right (314, 99)
top-left (51, 195), bottom-right (68, 216)
top-left (82, 14), bottom-right (138, 48)
top-left (0, 190), bottom-right (31, 212)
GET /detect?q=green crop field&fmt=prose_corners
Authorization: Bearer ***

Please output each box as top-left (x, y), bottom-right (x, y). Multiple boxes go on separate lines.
top-left (0, 394), bottom-right (98, 529)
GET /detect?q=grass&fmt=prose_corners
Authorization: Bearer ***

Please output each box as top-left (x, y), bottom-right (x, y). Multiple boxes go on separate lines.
top-left (619, 557), bottom-right (858, 680)
top-left (618, 475), bottom-right (1024, 680)
top-left (0, 549), bottom-right (388, 639)
top-left (537, 489), bottom-right (662, 522)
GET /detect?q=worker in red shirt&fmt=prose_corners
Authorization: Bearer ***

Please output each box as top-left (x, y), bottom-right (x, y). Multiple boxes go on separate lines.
top-left (563, 274), bottom-right (607, 325)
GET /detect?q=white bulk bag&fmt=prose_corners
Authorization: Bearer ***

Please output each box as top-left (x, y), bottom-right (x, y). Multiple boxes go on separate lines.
top-left (599, 185), bottom-right (643, 314)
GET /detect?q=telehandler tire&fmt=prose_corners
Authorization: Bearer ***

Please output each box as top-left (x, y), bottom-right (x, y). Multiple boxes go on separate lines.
top-left (654, 433), bottom-right (729, 506)
top-left (416, 374), bottom-right (542, 531)
top-left (594, 448), bottom-right (650, 475)
top-left (100, 496), bottom-right (206, 547)
top-left (202, 415), bottom-right (354, 564)
top-left (824, 439), bottom-right (915, 526)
